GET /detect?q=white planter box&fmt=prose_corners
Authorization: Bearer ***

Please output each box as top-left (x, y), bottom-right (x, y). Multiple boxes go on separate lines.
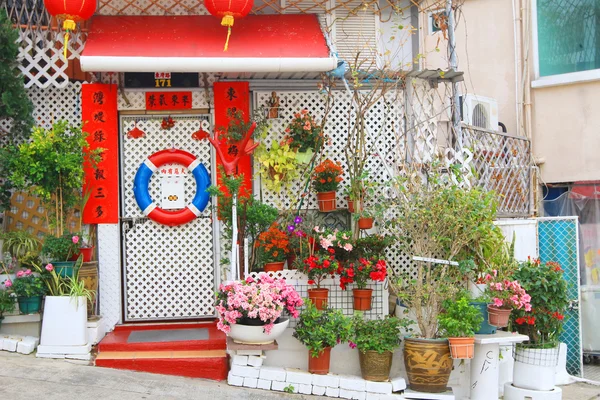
top-left (40, 296), bottom-right (88, 346)
top-left (512, 347), bottom-right (558, 391)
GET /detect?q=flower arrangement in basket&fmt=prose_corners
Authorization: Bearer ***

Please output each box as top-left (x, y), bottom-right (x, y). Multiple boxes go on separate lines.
top-left (216, 273), bottom-right (302, 344)
top-left (255, 224), bottom-right (289, 272)
top-left (338, 258), bottom-right (387, 311)
top-left (484, 269), bottom-right (531, 328)
top-left (312, 159), bottom-right (343, 212)
top-left (285, 109), bottom-right (323, 159)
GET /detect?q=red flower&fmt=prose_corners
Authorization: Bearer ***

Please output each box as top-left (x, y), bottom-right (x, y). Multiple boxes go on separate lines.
top-left (308, 280), bottom-right (315, 285)
top-left (346, 268), bottom-right (355, 278)
top-left (527, 316), bottom-right (536, 325)
top-left (552, 312), bottom-right (564, 321)
top-left (328, 248), bottom-right (335, 255)
top-left (515, 317), bottom-right (526, 325)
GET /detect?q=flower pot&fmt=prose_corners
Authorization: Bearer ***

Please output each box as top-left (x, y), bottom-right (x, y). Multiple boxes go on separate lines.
top-left (308, 288), bottom-right (329, 310)
top-left (487, 305), bottom-right (512, 328)
top-left (358, 217), bottom-right (373, 230)
top-left (512, 345), bottom-right (560, 391)
top-left (264, 261), bottom-right (285, 272)
top-left (359, 350), bottom-right (393, 381)
top-left (316, 191), bottom-right (336, 212)
top-left (40, 296), bottom-right (88, 346)
top-left (51, 261), bottom-right (76, 278)
top-left (295, 149), bottom-right (314, 164)
top-left (229, 317), bottom-right (289, 345)
top-left (308, 346), bottom-right (332, 375)
top-left (353, 288), bottom-right (373, 311)
top-left (72, 247), bottom-right (94, 262)
top-left (347, 198), bottom-right (362, 213)
top-left (17, 295), bottom-right (42, 315)
top-left (469, 301), bottom-right (497, 334)
top-left (286, 254), bottom-right (297, 270)
top-left (448, 337), bottom-right (475, 359)
top-left (404, 337), bottom-right (452, 393)
top-left (468, 281), bottom-right (487, 299)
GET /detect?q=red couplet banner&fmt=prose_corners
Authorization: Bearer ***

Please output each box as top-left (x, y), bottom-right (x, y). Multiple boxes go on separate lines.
top-left (213, 81), bottom-right (252, 196)
top-left (81, 83), bottom-right (119, 224)
top-left (145, 91), bottom-right (193, 111)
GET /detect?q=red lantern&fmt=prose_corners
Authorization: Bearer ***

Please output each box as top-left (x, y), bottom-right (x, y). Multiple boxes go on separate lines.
top-left (205, 0), bottom-right (254, 51)
top-left (43, 0), bottom-right (97, 62)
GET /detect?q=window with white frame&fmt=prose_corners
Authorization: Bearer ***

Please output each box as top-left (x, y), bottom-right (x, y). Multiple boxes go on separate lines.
top-left (537, 0), bottom-right (600, 77)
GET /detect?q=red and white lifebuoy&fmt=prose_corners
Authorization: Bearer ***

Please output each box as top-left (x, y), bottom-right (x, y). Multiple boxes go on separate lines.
top-left (133, 149), bottom-right (211, 227)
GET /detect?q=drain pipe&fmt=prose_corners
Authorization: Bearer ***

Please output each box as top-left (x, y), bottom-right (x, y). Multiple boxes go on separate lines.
top-left (446, 0), bottom-right (462, 149)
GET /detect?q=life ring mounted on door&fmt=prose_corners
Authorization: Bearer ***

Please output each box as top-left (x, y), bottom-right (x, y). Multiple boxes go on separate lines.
top-left (133, 149), bottom-right (211, 227)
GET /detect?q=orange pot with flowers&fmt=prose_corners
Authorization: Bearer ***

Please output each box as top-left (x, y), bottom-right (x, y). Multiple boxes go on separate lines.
top-left (312, 159), bottom-right (343, 212)
top-left (339, 257), bottom-right (388, 310)
top-left (256, 225), bottom-right (289, 273)
top-left (298, 231), bottom-right (339, 309)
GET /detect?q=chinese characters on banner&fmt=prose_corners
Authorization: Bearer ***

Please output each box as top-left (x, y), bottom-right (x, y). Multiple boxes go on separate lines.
top-left (145, 91), bottom-right (193, 111)
top-left (213, 82), bottom-right (252, 196)
top-left (82, 84), bottom-right (119, 224)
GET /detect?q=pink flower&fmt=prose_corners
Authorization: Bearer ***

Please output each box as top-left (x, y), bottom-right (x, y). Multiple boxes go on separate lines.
top-left (485, 274), bottom-right (492, 281)
top-left (493, 298), bottom-right (504, 307)
top-left (492, 269), bottom-right (498, 277)
top-left (348, 341), bottom-right (357, 349)
top-left (25, 269), bottom-right (32, 276)
top-left (72, 235), bottom-right (80, 244)
top-left (494, 283), bottom-right (503, 291)
top-left (16, 271), bottom-right (24, 278)
top-left (343, 243), bottom-right (353, 252)
top-left (3, 279), bottom-right (12, 288)
top-left (45, 264), bottom-right (54, 271)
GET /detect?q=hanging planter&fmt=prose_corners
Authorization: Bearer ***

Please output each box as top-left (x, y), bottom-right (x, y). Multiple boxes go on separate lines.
top-left (352, 288), bottom-right (373, 311)
top-left (308, 288), bottom-right (329, 310)
top-left (487, 305), bottom-right (512, 327)
top-left (312, 159), bottom-right (343, 213)
top-left (358, 217), bottom-right (373, 230)
top-left (316, 191), bottom-right (337, 212)
top-left (263, 261), bottom-right (285, 273)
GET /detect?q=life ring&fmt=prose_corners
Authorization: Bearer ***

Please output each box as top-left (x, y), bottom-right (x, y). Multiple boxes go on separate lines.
top-left (133, 149), bottom-right (211, 227)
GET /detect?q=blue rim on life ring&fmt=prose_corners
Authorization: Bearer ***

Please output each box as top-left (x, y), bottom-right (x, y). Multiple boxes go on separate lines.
top-left (133, 149), bottom-right (211, 227)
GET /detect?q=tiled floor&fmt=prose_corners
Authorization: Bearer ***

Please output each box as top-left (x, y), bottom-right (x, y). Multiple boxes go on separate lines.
top-left (584, 363), bottom-right (600, 382)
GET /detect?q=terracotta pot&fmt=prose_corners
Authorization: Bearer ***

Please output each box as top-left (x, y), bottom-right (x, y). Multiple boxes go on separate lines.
top-left (316, 191), bottom-right (336, 212)
top-left (448, 337), bottom-right (475, 359)
top-left (70, 247), bottom-right (94, 262)
top-left (264, 261), bottom-right (285, 272)
top-left (359, 350), bottom-right (393, 381)
top-left (358, 217), bottom-right (374, 230)
top-left (286, 254), bottom-right (297, 270)
top-left (308, 288), bottom-right (329, 310)
top-left (308, 346), bottom-right (332, 375)
top-left (353, 288), bottom-right (373, 311)
top-left (487, 305), bottom-right (512, 328)
top-left (404, 337), bottom-right (452, 393)
top-left (347, 198), bottom-right (362, 213)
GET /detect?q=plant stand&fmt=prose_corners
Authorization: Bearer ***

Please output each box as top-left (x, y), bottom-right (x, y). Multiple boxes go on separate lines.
top-left (469, 331), bottom-right (529, 400)
top-left (503, 383), bottom-right (562, 400)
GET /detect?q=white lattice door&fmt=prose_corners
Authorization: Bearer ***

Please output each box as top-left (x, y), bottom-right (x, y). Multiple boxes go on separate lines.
top-left (120, 114), bottom-right (216, 321)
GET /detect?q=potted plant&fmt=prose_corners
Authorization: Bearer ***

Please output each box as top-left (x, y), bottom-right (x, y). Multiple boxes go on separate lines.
top-left (285, 109), bottom-right (323, 163)
top-left (31, 255), bottom-right (93, 347)
top-left (283, 215), bottom-right (308, 270)
top-left (339, 257), bottom-right (387, 310)
top-left (351, 316), bottom-right (407, 381)
top-left (255, 224), bottom-right (289, 272)
top-left (293, 301), bottom-right (352, 374)
top-left (484, 271), bottom-right (531, 328)
top-left (312, 159), bottom-right (343, 212)
top-left (437, 294), bottom-right (483, 359)
top-left (216, 273), bottom-right (302, 344)
top-left (0, 289), bottom-right (16, 328)
top-left (357, 210), bottom-right (374, 230)
top-left (41, 233), bottom-right (80, 277)
top-left (69, 231), bottom-right (95, 263)
top-left (510, 259), bottom-right (568, 391)
top-left (10, 269), bottom-right (46, 314)
top-left (255, 139), bottom-right (299, 192)
top-left (0, 231), bottom-right (40, 265)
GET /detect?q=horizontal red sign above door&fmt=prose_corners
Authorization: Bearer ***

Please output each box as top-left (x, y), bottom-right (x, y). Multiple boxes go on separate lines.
top-left (145, 91), bottom-right (193, 111)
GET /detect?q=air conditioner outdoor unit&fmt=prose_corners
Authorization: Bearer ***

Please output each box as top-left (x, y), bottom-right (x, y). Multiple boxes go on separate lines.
top-left (460, 94), bottom-right (499, 131)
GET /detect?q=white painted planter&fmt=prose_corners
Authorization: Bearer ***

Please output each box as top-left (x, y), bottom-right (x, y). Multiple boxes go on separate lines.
top-left (512, 347), bottom-right (559, 391)
top-left (40, 296), bottom-right (88, 346)
top-left (229, 318), bottom-right (289, 345)
top-left (468, 281), bottom-right (487, 299)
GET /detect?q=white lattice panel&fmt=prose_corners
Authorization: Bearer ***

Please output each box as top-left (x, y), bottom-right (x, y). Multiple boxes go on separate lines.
top-left (27, 82), bottom-right (84, 128)
top-left (98, 0), bottom-right (210, 15)
top-left (120, 114), bottom-right (215, 321)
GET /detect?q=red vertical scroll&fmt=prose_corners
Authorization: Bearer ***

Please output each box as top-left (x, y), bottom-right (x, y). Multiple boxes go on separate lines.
top-left (213, 81), bottom-right (252, 197)
top-left (82, 83), bottom-right (119, 224)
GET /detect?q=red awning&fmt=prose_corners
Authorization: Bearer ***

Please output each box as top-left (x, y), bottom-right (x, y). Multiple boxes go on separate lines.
top-left (570, 181), bottom-right (600, 200)
top-left (80, 14), bottom-right (337, 73)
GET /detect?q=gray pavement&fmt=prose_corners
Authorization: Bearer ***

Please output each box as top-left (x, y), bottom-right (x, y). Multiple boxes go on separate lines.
top-left (0, 351), bottom-right (598, 399)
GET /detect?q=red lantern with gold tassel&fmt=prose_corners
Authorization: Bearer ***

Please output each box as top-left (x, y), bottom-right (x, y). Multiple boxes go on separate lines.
top-left (43, 0), bottom-right (97, 62)
top-left (205, 0), bottom-right (253, 51)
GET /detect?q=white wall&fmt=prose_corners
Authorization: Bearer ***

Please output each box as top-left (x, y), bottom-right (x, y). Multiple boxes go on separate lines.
top-left (495, 219), bottom-right (538, 261)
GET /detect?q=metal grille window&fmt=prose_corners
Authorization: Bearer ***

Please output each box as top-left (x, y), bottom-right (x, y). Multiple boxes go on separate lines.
top-left (537, 0), bottom-right (600, 77)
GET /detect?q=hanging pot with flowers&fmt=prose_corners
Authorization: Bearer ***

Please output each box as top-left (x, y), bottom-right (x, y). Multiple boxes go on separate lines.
top-left (339, 257), bottom-right (387, 310)
top-left (216, 273), bottom-right (303, 344)
top-left (285, 109), bottom-right (323, 163)
top-left (312, 159), bottom-right (343, 212)
top-left (484, 272), bottom-right (531, 327)
top-left (256, 224), bottom-right (289, 273)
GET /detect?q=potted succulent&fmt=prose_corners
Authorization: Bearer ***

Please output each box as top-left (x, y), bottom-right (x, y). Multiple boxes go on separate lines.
top-left (285, 109), bottom-right (323, 163)
top-left (484, 271), bottom-right (531, 328)
top-left (437, 294), bottom-right (483, 359)
top-left (312, 159), bottom-right (343, 212)
top-left (351, 316), bottom-right (407, 381)
top-left (338, 257), bottom-right (387, 310)
top-left (31, 255), bottom-right (94, 347)
top-left (255, 224), bottom-right (289, 272)
top-left (510, 259), bottom-right (568, 391)
top-left (293, 301), bottom-right (352, 374)
top-left (0, 289), bottom-right (16, 328)
top-left (216, 273), bottom-right (302, 344)
top-left (41, 233), bottom-right (80, 277)
top-left (10, 269), bottom-right (46, 314)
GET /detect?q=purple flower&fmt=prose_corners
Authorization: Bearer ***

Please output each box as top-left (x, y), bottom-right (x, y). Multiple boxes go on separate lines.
top-left (287, 225), bottom-right (295, 233)
top-left (294, 216), bottom-right (303, 225)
